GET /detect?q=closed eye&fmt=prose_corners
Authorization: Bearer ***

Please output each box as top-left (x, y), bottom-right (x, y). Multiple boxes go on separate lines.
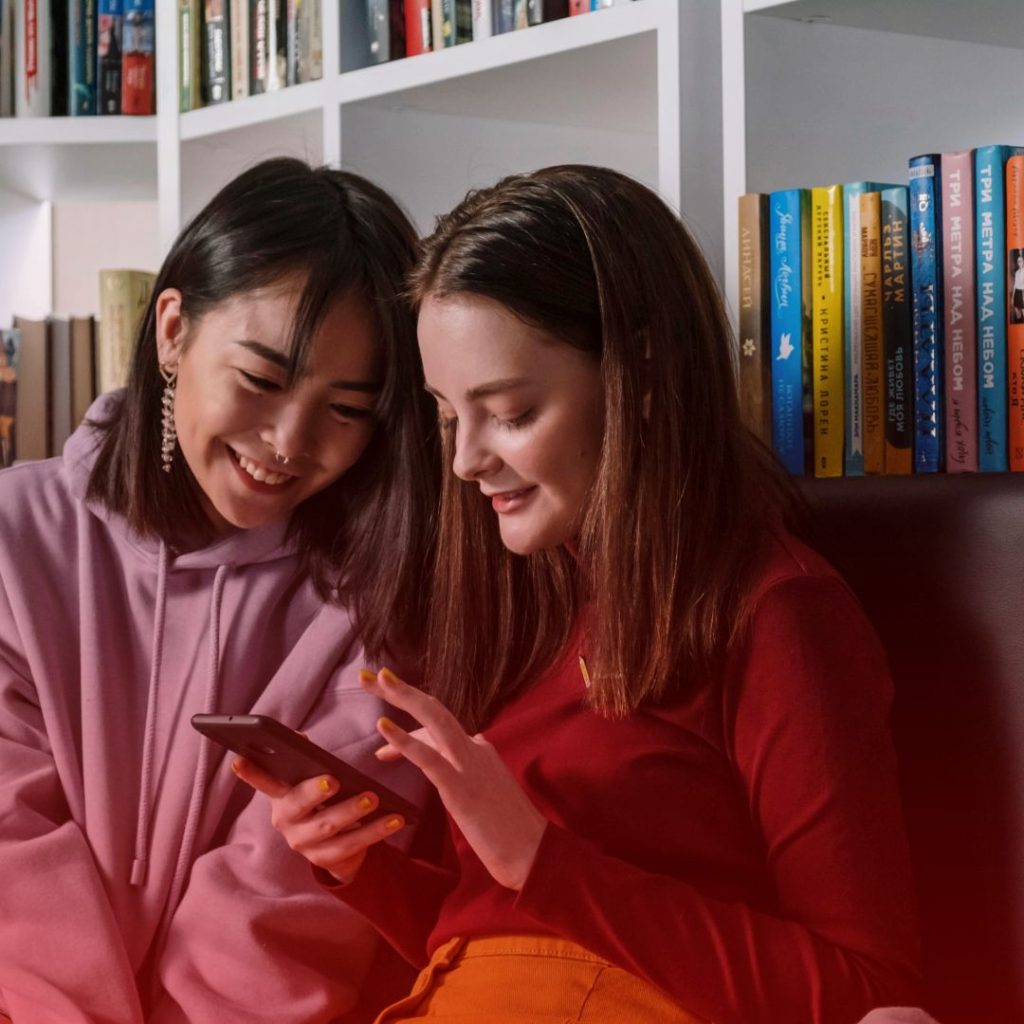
top-left (332, 403), bottom-right (374, 422)
top-left (239, 370), bottom-right (282, 392)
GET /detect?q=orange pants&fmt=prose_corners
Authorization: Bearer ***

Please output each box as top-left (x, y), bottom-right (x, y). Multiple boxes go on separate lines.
top-left (373, 935), bottom-right (704, 1023)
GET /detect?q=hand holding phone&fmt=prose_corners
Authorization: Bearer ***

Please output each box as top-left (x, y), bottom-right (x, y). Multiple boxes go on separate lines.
top-left (193, 713), bottom-right (418, 883)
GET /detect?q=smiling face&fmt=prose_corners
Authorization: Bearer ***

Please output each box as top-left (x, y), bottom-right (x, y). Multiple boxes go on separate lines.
top-left (155, 279), bottom-right (380, 535)
top-left (418, 293), bottom-right (604, 555)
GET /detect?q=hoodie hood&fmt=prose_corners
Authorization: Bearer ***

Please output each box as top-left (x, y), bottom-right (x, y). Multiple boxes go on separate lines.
top-left (64, 391), bottom-right (294, 572)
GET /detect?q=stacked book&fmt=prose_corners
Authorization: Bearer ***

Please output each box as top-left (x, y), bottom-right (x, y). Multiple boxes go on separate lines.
top-left (737, 146), bottom-right (1024, 476)
top-left (0, 267), bottom-right (154, 466)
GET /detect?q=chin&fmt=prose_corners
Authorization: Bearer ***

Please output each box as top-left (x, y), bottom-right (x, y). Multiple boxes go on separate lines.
top-left (498, 521), bottom-right (572, 557)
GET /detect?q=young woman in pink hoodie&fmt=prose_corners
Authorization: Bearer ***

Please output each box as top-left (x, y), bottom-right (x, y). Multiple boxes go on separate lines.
top-left (0, 158), bottom-right (438, 1023)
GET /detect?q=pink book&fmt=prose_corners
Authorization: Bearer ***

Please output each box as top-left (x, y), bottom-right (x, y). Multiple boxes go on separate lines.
top-left (941, 150), bottom-right (978, 471)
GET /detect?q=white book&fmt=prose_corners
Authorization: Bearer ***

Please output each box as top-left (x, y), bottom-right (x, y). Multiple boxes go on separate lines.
top-left (472, 0), bottom-right (492, 40)
top-left (15, 0), bottom-right (50, 116)
top-left (230, 0), bottom-right (249, 98)
top-left (0, 0), bottom-right (15, 115)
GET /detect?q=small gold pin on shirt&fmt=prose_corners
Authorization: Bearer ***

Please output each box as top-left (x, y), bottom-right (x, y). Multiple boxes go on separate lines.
top-left (578, 655), bottom-right (592, 689)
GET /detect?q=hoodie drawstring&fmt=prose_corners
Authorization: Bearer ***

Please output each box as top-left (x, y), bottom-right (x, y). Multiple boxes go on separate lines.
top-left (130, 542), bottom-right (169, 886)
top-left (130, 556), bottom-right (229, 889)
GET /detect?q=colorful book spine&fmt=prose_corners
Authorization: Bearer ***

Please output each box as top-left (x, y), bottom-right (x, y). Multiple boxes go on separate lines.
top-left (0, 329), bottom-right (20, 467)
top-left (570, 0), bottom-right (588, 12)
top-left (909, 153), bottom-right (944, 472)
top-left (202, 0), bottom-right (228, 103)
top-left (369, 0), bottom-right (405, 63)
top-left (1008, 154), bottom-right (1024, 471)
top-left (811, 185), bottom-right (844, 477)
top-left (440, 0), bottom-right (471, 45)
top-left (121, 0), bottom-right (154, 113)
top-left (15, 0), bottom-right (52, 116)
top-left (528, 0), bottom-right (568, 22)
top-left (842, 181), bottom-right (895, 475)
top-left (405, 0), bottom-right (432, 54)
top-left (99, 0), bottom-right (123, 113)
top-left (69, 0), bottom-right (97, 114)
top-left (975, 145), bottom-right (1024, 471)
top-left (737, 193), bottom-right (771, 447)
top-left (881, 186), bottom-right (913, 475)
top-left (940, 151), bottom-right (978, 471)
top-left (860, 190), bottom-right (884, 474)
top-left (769, 189), bottom-right (811, 475)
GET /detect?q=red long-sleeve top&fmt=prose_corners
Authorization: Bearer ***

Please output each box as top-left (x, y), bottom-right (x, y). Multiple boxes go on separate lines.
top-left (331, 532), bottom-right (921, 1023)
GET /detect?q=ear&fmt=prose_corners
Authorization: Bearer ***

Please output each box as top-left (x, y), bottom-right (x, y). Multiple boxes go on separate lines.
top-left (155, 288), bottom-right (187, 368)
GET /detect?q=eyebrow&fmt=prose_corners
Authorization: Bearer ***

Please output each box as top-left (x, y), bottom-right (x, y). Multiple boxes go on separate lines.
top-left (236, 340), bottom-right (381, 393)
top-left (425, 377), bottom-right (531, 403)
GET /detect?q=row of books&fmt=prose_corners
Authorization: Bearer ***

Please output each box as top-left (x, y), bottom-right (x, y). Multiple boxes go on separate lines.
top-left (737, 146), bottom-right (1024, 476)
top-left (367, 0), bottom-right (637, 62)
top-left (0, 0), bottom-right (155, 117)
top-left (1, 268), bottom-right (154, 466)
top-left (179, 0), bottom-right (322, 111)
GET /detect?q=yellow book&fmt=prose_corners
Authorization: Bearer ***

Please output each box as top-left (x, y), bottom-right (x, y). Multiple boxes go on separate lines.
top-left (811, 185), bottom-right (845, 477)
top-left (859, 190), bottom-right (884, 474)
top-left (97, 269), bottom-right (157, 395)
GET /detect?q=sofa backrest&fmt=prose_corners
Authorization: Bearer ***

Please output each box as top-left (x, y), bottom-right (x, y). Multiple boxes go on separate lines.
top-left (804, 476), bottom-right (1024, 1024)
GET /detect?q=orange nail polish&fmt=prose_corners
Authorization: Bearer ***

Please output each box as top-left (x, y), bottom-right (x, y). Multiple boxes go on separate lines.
top-left (380, 666), bottom-right (400, 686)
top-left (378, 716), bottom-right (397, 733)
top-left (358, 669), bottom-right (377, 684)
top-left (319, 777), bottom-right (332, 794)
top-left (384, 817), bottom-right (403, 831)
top-left (357, 794), bottom-right (374, 811)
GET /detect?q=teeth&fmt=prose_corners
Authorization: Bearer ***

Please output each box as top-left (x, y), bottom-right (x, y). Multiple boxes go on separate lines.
top-left (236, 453), bottom-right (290, 486)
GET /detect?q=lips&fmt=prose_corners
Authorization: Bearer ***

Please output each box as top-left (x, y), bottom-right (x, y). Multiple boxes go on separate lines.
top-left (227, 446), bottom-right (298, 492)
top-left (488, 485), bottom-right (537, 514)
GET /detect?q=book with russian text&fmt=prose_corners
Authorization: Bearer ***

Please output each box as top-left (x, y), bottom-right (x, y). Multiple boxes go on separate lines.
top-left (843, 180), bottom-right (897, 475)
top-left (1007, 153), bottom-right (1024, 471)
top-left (909, 153), bottom-right (944, 472)
top-left (769, 188), bottom-right (811, 475)
top-left (859, 190), bottom-right (884, 474)
top-left (940, 150), bottom-right (977, 472)
top-left (811, 184), bottom-right (844, 477)
top-left (975, 145), bottom-right (1024, 471)
top-left (737, 193), bottom-right (771, 446)
top-left (881, 186), bottom-right (912, 475)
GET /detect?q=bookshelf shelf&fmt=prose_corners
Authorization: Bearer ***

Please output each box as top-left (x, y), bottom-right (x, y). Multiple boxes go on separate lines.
top-left (0, 117), bottom-right (157, 146)
top-left (180, 81), bottom-right (327, 142)
top-left (742, 0), bottom-right (1024, 52)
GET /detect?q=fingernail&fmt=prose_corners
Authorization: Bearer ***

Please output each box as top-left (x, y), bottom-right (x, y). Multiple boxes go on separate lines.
top-left (357, 793), bottom-right (375, 811)
top-left (378, 716), bottom-right (397, 733)
top-left (380, 666), bottom-right (400, 686)
top-left (319, 777), bottom-right (333, 794)
top-left (230, 758), bottom-right (242, 775)
top-left (358, 669), bottom-right (377, 684)
top-left (384, 817), bottom-right (403, 831)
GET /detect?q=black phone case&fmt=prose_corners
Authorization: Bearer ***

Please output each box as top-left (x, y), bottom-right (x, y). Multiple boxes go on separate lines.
top-left (191, 713), bottom-right (420, 824)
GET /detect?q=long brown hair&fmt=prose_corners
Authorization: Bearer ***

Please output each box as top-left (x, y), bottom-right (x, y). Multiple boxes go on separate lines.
top-left (410, 165), bottom-right (797, 730)
top-left (88, 158), bottom-right (439, 660)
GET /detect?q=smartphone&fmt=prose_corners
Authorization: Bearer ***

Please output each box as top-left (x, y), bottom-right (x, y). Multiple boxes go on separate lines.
top-left (191, 713), bottom-right (419, 825)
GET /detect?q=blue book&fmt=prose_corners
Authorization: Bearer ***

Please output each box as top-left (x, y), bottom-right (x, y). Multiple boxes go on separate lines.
top-left (843, 180), bottom-right (898, 475)
top-left (769, 189), bottom-right (811, 474)
top-left (909, 154), bottom-right (944, 472)
top-left (975, 145), bottom-right (1024, 471)
top-left (69, 0), bottom-right (98, 115)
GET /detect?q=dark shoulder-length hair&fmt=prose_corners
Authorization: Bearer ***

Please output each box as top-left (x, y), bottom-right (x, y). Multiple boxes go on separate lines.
top-left (88, 157), bottom-right (439, 661)
top-left (408, 164), bottom-right (798, 730)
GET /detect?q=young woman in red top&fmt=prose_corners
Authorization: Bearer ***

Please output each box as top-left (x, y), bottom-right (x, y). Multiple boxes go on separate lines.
top-left (238, 165), bottom-right (922, 1023)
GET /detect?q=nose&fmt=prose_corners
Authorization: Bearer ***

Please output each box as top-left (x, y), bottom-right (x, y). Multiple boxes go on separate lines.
top-left (451, 421), bottom-right (501, 482)
top-left (260, 400), bottom-right (316, 464)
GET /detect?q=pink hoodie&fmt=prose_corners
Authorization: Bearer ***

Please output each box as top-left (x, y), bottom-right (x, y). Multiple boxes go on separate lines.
top-left (0, 396), bottom-right (426, 1023)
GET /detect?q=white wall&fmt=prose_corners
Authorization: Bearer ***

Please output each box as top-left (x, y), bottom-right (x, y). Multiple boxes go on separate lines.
top-left (52, 201), bottom-right (161, 318)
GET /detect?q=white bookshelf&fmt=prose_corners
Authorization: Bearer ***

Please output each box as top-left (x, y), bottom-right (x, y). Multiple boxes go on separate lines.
top-left (721, 0), bottom-right (1024, 319)
top-left (0, 0), bottom-right (728, 328)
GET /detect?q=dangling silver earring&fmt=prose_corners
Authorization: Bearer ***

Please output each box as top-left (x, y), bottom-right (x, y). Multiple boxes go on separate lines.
top-left (160, 364), bottom-right (178, 473)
